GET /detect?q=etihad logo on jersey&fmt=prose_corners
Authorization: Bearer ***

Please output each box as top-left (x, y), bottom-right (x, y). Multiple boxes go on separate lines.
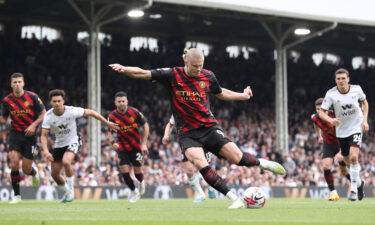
top-left (175, 91), bottom-right (206, 102)
top-left (120, 124), bottom-right (138, 132)
top-left (10, 109), bottom-right (31, 116)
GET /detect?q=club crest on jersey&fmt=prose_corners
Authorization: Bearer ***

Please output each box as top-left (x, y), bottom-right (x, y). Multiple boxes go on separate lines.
top-left (177, 82), bottom-right (184, 86)
top-left (199, 81), bottom-right (206, 89)
top-left (24, 101), bottom-right (30, 107)
top-left (130, 117), bottom-right (135, 122)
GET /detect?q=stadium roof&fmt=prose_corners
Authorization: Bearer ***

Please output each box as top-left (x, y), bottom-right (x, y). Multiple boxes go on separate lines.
top-left (1, 0), bottom-right (375, 57)
top-left (155, 0), bottom-right (375, 27)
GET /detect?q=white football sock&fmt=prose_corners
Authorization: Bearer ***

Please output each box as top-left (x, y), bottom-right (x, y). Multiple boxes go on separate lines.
top-left (349, 164), bottom-right (361, 191)
top-left (226, 191), bottom-right (238, 202)
top-left (188, 175), bottom-right (205, 198)
top-left (58, 184), bottom-right (69, 194)
top-left (66, 176), bottom-right (75, 197)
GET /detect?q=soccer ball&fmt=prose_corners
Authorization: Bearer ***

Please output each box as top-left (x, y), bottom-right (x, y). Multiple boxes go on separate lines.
top-left (243, 187), bottom-right (266, 209)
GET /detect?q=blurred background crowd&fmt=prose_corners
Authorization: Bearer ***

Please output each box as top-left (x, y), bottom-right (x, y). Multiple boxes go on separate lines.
top-left (0, 31), bottom-right (374, 189)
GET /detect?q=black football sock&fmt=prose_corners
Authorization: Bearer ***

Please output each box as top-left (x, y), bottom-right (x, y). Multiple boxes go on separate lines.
top-left (238, 152), bottom-right (260, 167)
top-left (11, 171), bottom-right (22, 196)
top-left (200, 166), bottom-right (229, 195)
top-left (324, 170), bottom-right (335, 191)
top-left (135, 173), bottom-right (144, 183)
top-left (122, 173), bottom-right (135, 191)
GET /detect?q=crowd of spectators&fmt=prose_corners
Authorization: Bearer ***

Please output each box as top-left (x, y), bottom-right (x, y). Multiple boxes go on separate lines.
top-left (0, 31), bottom-right (374, 189)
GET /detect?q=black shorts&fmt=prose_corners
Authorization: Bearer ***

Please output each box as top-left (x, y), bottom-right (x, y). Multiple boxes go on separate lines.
top-left (53, 142), bottom-right (81, 161)
top-left (179, 126), bottom-right (231, 160)
top-left (117, 150), bottom-right (143, 167)
top-left (8, 130), bottom-right (37, 160)
top-left (181, 151), bottom-right (213, 162)
top-left (338, 133), bottom-right (362, 156)
top-left (321, 143), bottom-right (340, 159)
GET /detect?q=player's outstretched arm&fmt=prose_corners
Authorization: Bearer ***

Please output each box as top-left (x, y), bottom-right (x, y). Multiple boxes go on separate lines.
top-left (40, 128), bottom-right (54, 162)
top-left (215, 86), bottom-right (253, 101)
top-left (109, 64), bottom-right (152, 80)
top-left (361, 99), bottom-right (369, 132)
top-left (83, 109), bottom-right (119, 130)
top-left (318, 109), bottom-right (341, 126)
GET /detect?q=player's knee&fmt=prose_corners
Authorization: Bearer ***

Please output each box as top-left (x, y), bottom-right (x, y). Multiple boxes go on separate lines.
top-left (62, 159), bottom-right (72, 167)
top-left (191, 158), bottom-right (208, 170)
top-left (322, 164), bottom-right (331, 170)
top-left (9, 163), bottom-right (19, 170)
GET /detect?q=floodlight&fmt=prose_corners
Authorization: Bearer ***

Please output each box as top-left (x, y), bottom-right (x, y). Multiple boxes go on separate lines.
top-left (294, 28), bottom-right (311, 36)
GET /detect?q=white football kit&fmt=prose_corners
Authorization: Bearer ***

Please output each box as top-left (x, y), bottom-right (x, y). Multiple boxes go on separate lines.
top-left (42, 106), bottom-right (85, 148)
top-left (321, 85), bottom-right (366, 138)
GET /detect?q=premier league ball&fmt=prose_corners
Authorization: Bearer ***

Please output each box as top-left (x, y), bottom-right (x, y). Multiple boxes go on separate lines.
top-left (243, 187), bottom-right (266, 209)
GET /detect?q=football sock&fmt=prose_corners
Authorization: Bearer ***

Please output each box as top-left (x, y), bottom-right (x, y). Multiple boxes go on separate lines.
top-left (349, 164), bottom-right (361, 191)
top-left (122, 173), bottom-right (135, 191)
top-left (188, 175), bottom-right (205, 198)
top-left (58, 184), bottom-right (69, 194)
top-left (199, 166), bottom-right (229, 195)
top-left (66, 176), bottom-right (75, 197)
top-left (324, 170), bottom-right (335, 191)
top-left (226, 191), bottom-right (238, 202)
top-left (237, 152), bottom-right (259, 167)
top-left (10, 170), bottom-right (22, 196)
top-left (135, 173), bottom-right (144, 183)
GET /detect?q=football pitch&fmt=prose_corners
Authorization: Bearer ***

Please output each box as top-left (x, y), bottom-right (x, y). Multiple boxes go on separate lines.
top-left (1, 198), bottom-right (374, 225)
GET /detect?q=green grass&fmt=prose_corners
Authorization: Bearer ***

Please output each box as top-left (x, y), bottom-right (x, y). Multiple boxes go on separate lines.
top-left (1, 198), bottom-right (375, 225)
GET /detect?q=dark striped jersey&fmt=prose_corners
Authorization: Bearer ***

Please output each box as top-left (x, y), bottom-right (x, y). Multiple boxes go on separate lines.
top-left (311, 112), bottom-right (339, 146)
top-left (151, 67), bottom-right (222, 133)
top-left (1, 91), bottom-right (45, 132)
top-left (108, 107), bottom-right (146, 152)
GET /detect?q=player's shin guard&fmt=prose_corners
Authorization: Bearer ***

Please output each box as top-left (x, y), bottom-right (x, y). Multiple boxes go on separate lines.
top-left (199, 166), bottom-right (229, 195)
top-left (122, 173), bottom-right (135, 191)
top-left (324, 170), bottom-right (335, 191)
top-left (135, 173), bottom-right (144, 183)
top-left (10, 171), bottom-right (22, 196)
top-left (237, 152), bottom-right (259, 167)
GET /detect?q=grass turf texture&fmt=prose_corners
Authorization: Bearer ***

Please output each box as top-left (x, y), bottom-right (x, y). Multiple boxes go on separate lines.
top-left (1, 198), bottom-right (374, 225)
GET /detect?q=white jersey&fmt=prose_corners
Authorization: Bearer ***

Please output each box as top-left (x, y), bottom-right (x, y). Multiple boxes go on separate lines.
top-left (42, 106), bottom-right (85, 148)
top-left (321, 85), bottom-right (366, 138)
